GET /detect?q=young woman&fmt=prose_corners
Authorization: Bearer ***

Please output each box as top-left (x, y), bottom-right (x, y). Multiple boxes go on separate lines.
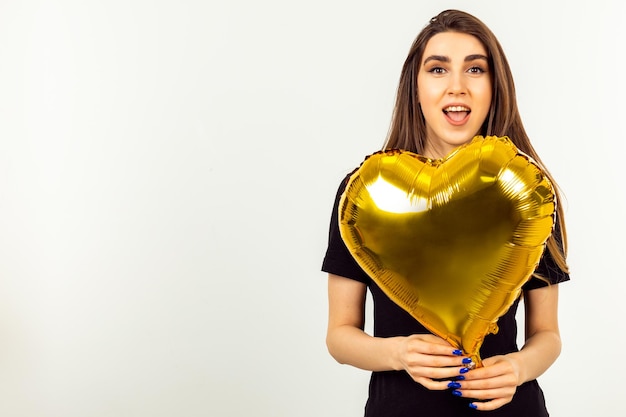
top-left (322, 9), bottom-right (569, 416)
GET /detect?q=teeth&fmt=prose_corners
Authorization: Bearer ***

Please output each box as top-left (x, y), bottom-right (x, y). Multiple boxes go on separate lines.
top-left (444, 106), bottom-right (470, 112)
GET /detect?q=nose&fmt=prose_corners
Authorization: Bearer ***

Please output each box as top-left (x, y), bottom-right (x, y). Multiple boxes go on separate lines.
top-left (447, 73), bottom-right (467, 95)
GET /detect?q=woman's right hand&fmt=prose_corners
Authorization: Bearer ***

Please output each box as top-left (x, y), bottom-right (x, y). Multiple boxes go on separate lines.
top-left (394, 334), bottom-right (469, 390)
top-left (327, 274), bottom-right (469, 388)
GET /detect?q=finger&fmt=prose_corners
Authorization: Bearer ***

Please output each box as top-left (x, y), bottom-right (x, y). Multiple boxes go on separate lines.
top-left (406, 336), bottom-right (468, 359)
top-left (408, 364), bottom-right (468, 379)
top-left (458, 385), bottom-right (515, 401)
top-left (462, 361), bottom-right (512, 381)
top-left (406, 353), bottom-right (469, 368)
top-left (468, 397), bottom-right (511, 412)
top-left (417, 336), bottom-right (467, 357)
top-left (461, 369), bottom-right (518, 390)
top-left (412, 375), bottom-right (457, 391)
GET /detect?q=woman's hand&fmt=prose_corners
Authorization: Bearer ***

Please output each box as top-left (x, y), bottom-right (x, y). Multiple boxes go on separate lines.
top-left (395, 334), bottom-right (470, 390)
top-left (326, 275), bottom-right (472, 387)
top-left (451, 354), bottom-right (522, 410)
top-left (448, 285), bottom-right (563, 411)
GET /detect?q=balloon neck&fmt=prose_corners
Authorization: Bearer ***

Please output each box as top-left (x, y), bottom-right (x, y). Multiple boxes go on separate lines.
top-left (470, 355), bottom-right (483, 369)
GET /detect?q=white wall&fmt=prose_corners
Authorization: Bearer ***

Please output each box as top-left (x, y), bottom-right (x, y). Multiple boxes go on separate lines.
top-left (0, 1), bottom-right (623, 416)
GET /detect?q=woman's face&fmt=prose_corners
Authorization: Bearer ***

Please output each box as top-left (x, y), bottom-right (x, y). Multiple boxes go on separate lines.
top-left (417, 31), bottom-right (492, 159)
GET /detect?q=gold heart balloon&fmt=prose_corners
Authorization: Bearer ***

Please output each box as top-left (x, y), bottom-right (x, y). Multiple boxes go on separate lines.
top-left (339, 136), bottom-right (555, 367)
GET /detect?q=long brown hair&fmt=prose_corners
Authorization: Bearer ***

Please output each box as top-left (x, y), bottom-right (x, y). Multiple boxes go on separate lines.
top-left (384, 9), bottom-right (568, 274)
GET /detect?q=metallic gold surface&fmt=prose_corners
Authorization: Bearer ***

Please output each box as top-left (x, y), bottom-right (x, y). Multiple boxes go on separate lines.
top-left (338, 136), bottom-right (555, 367)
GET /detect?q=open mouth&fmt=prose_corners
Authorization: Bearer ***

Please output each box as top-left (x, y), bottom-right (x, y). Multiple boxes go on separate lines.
top-left (443, 106), bottom-right (471, 123)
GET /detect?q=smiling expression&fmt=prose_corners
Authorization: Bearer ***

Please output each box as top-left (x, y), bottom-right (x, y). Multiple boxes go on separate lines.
top-left (417, 31), bottom-right (493, 159)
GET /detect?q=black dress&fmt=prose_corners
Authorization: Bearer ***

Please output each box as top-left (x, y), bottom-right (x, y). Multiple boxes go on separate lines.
top-left (322, 175), bottom-right (570, 417)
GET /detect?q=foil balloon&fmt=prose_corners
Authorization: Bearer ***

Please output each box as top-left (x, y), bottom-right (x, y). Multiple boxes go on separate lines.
top-left (338, 136), bottom-right (555, 367)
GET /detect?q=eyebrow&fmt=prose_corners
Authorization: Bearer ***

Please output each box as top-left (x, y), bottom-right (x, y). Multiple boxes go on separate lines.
top-left (423, 54), bottom-right (489, 65)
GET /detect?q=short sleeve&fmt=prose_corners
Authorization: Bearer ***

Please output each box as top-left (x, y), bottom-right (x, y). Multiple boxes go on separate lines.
top-left (522, 218), bottom-right (570, 291)
top-left (321, 175), bottom-right (371, 284)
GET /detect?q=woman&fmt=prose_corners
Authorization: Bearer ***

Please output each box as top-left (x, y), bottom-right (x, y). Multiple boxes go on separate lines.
top-left (322, 9), bottom-right (569, 416)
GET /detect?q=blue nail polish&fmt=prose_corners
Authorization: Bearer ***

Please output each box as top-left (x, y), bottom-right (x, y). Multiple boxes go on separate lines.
top-left (455, 375), bottom-right (465, 381)
top-left (452, 349), bottom-right (463, 356)
top-left (459, 367), bottom-right (469, 374)
top-left (469, 403), bottom-right (478, 409)
top-left (462, 357), bottom-right (473, 364)
top-left (447, 381), bottom-right (461, 389)
top-left (452, 390), bottom-right (462, 397)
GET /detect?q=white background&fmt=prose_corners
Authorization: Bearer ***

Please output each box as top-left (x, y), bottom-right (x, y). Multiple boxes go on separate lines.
top-left (0, 1), bottom-right (624, 416)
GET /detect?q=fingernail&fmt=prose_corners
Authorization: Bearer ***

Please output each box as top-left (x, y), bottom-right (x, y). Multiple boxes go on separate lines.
top-left (459, 367), bottom-right (470, 374)
top-left (452, 390), bottom-right (462, 397)
top-left (455, 375), bottom-right (465, 381)
top-left (452, 349), bottom-right (463, 356)
top-left (447, 381), bottom-right (461, 389)
top-left (462, 357), bottom-right (473, 364)
top-left (469, 403), bottom-right (478, 409)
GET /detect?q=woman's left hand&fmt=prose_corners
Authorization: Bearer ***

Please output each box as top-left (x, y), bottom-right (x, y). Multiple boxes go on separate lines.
top-left (453, 354), bottom-right (522, 411)
top-left (452, 285), bottom-right (563, 411)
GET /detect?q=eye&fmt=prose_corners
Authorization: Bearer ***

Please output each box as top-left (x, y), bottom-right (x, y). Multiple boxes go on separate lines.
top-left (427, 66), bottom-right (446, 74)
top-left (467, 66), bottom-right (487, 74)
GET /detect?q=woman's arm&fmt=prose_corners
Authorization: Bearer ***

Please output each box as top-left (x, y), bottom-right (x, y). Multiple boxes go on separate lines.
top-left (517, 284), bottom-right (563, 381)
top-left (326, 274), bottom-right (469, 389)
top-left (457, 284), bottom-right (562, 410)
